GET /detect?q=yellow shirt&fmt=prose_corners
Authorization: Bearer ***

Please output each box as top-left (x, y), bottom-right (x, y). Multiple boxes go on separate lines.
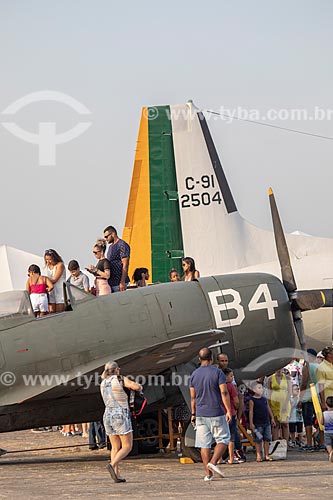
top-left (317, 359), bottom-right (333, 400)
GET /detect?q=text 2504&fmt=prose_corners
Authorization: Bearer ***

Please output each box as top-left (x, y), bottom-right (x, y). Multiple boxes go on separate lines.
top-left (180, 191), bottom-right (222, 208)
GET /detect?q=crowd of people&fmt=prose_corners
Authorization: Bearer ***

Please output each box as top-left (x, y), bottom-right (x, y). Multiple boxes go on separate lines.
top-left (31, 344), bottom-right (333, 483)
top-left (26, 225), bottom-right (131, 316)
top-left (25, 221), bottom-right (200, 317)
top-left (190, 347), bottom-right (333, 481)
top-left (25, 237), bottom-right (333, 483)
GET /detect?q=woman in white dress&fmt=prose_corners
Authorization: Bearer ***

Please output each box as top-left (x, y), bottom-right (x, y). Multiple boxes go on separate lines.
top-left (44, 249), bottom-right (66, 313)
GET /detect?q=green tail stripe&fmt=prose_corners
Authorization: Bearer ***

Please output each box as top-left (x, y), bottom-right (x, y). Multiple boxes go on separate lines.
top-left (148, 106), bottom-right (184, 282)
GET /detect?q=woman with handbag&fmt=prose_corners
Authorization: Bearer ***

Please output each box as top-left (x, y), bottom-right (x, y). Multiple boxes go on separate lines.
top-left (100, 361), bottom-right (142, 483)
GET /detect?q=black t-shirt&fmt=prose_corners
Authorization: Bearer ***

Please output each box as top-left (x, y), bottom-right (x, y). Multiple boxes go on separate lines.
top-left (96, 258), bottom-right (111, 276)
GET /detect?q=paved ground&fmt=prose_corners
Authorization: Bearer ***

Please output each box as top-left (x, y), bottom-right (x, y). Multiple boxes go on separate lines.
top-left (0, 430), bottom-right (332, 499)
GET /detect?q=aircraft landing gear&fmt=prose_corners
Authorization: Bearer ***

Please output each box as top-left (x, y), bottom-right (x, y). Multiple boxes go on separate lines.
top-left (180, 421), bottom-right (202, 462)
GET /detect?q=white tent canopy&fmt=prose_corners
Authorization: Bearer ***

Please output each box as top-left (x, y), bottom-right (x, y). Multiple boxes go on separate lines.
top-left (0, 245), bottom-right (45, 292)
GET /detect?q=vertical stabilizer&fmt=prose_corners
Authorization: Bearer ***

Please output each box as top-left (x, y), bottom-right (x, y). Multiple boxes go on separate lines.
top-left (124, 102), bottom-right (276, 280)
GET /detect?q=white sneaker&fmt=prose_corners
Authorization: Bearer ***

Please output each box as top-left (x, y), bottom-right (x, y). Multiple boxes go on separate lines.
top-left (329, 450), bottom-right (333, 462)
top-left (204, 475), bottom-right (215, 481)
top-left (207, 462), bottom-right (225, 478)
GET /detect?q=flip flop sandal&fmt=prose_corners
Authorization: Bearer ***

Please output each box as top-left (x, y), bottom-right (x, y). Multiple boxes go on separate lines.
top-left (107, 463), bottom-right (118, 481)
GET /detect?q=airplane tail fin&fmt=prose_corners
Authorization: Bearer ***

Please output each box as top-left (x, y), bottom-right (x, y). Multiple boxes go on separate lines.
top-left (123, 102), bottom-right (265, 282)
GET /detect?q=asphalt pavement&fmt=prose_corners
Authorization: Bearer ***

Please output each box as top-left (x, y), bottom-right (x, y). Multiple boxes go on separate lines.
top-left (0, 430), bottom-right (332, 499)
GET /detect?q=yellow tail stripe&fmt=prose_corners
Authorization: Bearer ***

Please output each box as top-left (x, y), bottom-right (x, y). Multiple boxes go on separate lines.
top-left (122, 108), bottom-right (152, 282)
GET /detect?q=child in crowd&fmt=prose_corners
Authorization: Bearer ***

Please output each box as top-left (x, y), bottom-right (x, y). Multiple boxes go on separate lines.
top-left (289, 384), bottom-right (303, 447)
top-left (321, 396), bottom-right (333, 462)
top-left (169, 269), bottom-right (180, 282)
top-left (222, 368), bottom-right (239, 464)
top-left (285, 359), bottom-right (302, 386)
top-left (67, 260), bottom-right (90, 292)
top-left (26, 264), bottom-right (54, 317)
top-left (249, 381), bottom-right (276, 462)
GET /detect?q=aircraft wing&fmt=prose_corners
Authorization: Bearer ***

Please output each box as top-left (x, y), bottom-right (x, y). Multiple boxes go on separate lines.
top-left (0, 329), bottom-right (226, 433)
top-left (116, 329), bottom-right (225, 376)
top-left (6, 329), bottom-right (225, 407)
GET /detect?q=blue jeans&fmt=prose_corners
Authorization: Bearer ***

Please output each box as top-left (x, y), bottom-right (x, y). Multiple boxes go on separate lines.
top-left (89, 421), bottom-right (105, 448)
top-left (235, 422), bottom-right (242, 451)
top-left (228, 415), bottom-right (237, 442)
top-left (111, 284), bottom-right (128, 293)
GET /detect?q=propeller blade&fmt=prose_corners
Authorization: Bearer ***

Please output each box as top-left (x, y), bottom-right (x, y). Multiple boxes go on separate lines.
top-left (293, 311), bottom-right (307, 353)
top-left (269, 188), bottom-right (297, 293)
top-left (268, 188), bottom-right (308, 353)
top-left (319, 289), bottom-right (333, 308)
top-left (293, 290), bottom-right (325, 311)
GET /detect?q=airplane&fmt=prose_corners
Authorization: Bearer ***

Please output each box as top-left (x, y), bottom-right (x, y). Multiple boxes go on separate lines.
top-left (0, 254), bottom-right (324, 459)
top-left (123, 101), bottom-right (333, 350)
top-left (0, 264), bottom-right (301, 436)
top-left (0, 101), bottom-right (328, 458)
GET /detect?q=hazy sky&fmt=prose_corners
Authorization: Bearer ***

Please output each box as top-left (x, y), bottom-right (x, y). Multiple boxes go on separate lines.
top-left (1, 0), bottom-right (333, 271)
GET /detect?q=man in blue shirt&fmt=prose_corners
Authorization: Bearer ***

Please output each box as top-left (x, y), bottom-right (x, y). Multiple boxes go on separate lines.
top-left (103, 226), bottom-right (130, 292)
top-left (190, 347), bottom-right (232, 481)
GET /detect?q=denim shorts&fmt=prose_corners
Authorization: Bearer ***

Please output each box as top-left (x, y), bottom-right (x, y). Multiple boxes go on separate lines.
top-left (254, 423), bottom-right (272, 443)
top-left (195, 415), bottom-right (230, 448)
top-left (324, 432), bottom-right (333, 447)
top-left (103, 407), bottom-right (132, 436)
